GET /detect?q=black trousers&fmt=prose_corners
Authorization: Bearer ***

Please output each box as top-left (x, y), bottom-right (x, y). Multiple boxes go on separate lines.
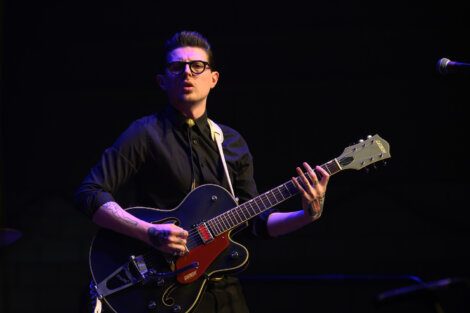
top-left (194, 276), bottom-right (250, 313)
top-left (85, 276), bottom-right (250, 313)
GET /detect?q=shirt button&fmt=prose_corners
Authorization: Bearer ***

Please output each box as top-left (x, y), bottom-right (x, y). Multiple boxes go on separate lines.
top-left (192, 139), bottom-right (198, 145)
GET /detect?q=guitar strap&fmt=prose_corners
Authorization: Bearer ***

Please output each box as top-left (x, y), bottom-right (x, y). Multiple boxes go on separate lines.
top-left (208, 118), bottom-right (237, 203)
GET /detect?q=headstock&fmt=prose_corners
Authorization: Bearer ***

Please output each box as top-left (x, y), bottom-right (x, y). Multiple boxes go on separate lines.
top-left (336, 134), bottom-right (391, 171)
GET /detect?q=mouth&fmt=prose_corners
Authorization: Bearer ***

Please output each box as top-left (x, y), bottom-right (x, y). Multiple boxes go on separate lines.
top-left (182, 82), bottom-right (194, 92)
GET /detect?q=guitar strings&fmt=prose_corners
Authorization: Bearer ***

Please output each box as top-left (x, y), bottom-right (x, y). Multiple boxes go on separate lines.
top-left (138, 176), bottom-right (318, 266)
top-left (141, 148), bottom-right (361, 261)
top-left (180, 156), bottom-right (346, 247)
top-left (159, 163), bottom-right (331, 248)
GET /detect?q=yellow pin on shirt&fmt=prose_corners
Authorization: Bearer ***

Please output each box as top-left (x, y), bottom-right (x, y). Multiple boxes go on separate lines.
top-left (185, 118), bottom-right (195, 128)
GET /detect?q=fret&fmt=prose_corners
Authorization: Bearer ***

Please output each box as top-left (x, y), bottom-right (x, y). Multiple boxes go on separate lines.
top-left (273, 187), bottom-right (284, 202)
top-left (239, 204), bottom-right (249, 220)
top-left (206, 220), bottom-right (216, 236)
top-left (267, 190), bottom-right (278, 205)
top-left (323, 162), bottom-right (332, 175)
top-left (252, 199), bottom-right (263, 213)
top-left (230, 210), bottom-right (239, 225)
top-left (218, 215), bottom-right (229, 231)
top-left (216, 220), bottom-right (224, 236)
top-left (325, 159), bottom-right (340, 175)
top-left (256, 197), bottom-right (267, 211)
top-left (306, 172), bottom-right (320, 186)
top-left (280, 184), bottom-right (291, 198)
top-left (280, 186), bottom-right (289, 198)
top-left (246, 200), bottom-right (256, 216)
top-left (224, 212), bottom-right (235, 228)
top-left (286, 181), bottom-right (298, 195)
top-left (210, 217), bottom-right (221, 235)
top-left (251, 200), bottom-right (259, 215)
top-left (233, 208), bottom-right (243, 222)
top-left (250, 200), bottom-right (258, 214)
top-left (230, 209), bottom-right (241, 225)
top-left (263, 192), bottom-right (273, 206)
top-left (204, 157), bottom-right (347, 235)
top-left (224, 211), bottom-right (234, 227)
top-left (213, 216), bottom-right (222, 232)
top-left (215, 219), bottom-right (223, 234)
top-left (260, 193), bottom-right (271, 208)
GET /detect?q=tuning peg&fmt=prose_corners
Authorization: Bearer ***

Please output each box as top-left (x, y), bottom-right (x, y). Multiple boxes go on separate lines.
top-left (367, 135), bottom-right (372, 139)
top-left (359, 139), bottom-right (364, 143)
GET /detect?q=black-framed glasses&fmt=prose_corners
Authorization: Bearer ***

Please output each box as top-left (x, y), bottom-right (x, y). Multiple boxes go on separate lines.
top-left (166, 60), bottom-right (211, 75)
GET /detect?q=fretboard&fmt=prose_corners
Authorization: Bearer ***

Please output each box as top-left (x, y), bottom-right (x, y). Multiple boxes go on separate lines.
top-left (206, 159), bottom-right (342, 236)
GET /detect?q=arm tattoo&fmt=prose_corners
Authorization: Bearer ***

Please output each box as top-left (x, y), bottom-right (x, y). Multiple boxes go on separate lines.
top-left (148, 227), bottom-right (170, 248)
top-left (102, 202), bottom-right (138, 227)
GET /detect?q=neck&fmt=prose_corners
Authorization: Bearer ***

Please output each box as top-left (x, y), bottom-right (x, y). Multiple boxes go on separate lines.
top-left (173, 101), bottom-right (206, 120)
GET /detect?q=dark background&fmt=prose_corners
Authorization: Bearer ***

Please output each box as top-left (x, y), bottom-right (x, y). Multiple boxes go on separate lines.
top-left (2, 0), bottom-right (470, 312)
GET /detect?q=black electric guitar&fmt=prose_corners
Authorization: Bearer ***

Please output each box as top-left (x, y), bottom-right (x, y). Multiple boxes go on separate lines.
top-left (89, 134), bottom-right (391, 313)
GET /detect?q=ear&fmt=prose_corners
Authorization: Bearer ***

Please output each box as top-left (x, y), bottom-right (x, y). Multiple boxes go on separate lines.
top-left (156, 74), bottom-right (167, 91)
top-left (210, 71), bottom-right (219, 89)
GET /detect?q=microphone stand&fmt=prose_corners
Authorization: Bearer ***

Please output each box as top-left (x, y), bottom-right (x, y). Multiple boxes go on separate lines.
top-left (375, 277), bottom-right (470, 313)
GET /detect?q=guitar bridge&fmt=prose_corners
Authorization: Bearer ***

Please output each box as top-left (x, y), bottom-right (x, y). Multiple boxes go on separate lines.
top-left (93, 255), bottom-right (201, 299)
top-left (94, 255), bottom-right (147, 299)
top-left (196, 222), bottom-right (214, 244)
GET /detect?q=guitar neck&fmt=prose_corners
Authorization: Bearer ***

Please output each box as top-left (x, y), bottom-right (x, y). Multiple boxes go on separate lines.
top-left (206, 159), bottom-right (342, 236)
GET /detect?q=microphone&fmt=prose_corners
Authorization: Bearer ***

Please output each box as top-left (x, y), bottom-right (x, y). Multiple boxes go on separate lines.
top-left (437, 57), bottom-right (470, 75)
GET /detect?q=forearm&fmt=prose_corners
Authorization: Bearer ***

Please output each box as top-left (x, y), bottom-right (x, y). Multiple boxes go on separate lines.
top-left (92, 201), bottom-right (152, 245)
top-left (92, 201), bottom-right (189, 255)
top-left (266, 210), bottom-right (316, 237)
top-left (267, 162), bottom-right (329, 237)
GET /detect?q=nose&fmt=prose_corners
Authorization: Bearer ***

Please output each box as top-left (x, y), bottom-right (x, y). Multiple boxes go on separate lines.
top-left (183, 63), bottom-right (192, 75)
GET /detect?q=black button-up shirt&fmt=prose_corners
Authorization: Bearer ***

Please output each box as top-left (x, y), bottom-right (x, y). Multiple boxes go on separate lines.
top-left (75, 105), bottom-right (271, 236)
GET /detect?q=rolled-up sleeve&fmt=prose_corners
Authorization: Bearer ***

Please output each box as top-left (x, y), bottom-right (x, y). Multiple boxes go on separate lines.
top-left (74, 120), bottom-right (148, 218)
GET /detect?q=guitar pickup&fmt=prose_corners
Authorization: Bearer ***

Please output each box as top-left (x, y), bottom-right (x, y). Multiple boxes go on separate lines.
top-left (196, 222), bottom-right (214, 244)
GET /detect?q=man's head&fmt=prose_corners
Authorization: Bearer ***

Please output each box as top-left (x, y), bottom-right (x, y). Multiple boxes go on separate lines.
top-left (157, 31), bottom-right (219, 116)
top-left (162, 31), bottom-right (215, 70)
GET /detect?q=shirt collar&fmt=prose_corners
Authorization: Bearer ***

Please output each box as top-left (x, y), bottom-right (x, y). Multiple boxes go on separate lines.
top-left (164, 105), bottom-right (210, 132)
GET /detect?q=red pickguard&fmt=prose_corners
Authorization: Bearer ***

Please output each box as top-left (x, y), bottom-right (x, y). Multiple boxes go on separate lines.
top-left (176, 232), bottom-right (230, 284)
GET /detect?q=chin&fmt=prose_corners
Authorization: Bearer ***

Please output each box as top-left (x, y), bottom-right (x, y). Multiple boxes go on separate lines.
top-left (180, 95), bottom-right (200, 104)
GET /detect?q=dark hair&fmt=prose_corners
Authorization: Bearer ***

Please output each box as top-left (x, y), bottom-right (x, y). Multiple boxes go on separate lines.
top-left (161, 30), bottom-right (215, 71)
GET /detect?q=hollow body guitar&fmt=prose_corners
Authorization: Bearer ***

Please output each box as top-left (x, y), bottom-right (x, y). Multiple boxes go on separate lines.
top-left (89, 134), bottom-right (391, 313)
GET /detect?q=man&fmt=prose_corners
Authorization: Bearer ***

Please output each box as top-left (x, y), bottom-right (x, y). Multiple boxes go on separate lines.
top-left (75, 30), bottom-right (330, 313)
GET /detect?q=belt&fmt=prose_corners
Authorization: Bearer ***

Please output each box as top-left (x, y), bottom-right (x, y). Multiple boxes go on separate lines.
top-left (209, 275), bottom-right (225, 282)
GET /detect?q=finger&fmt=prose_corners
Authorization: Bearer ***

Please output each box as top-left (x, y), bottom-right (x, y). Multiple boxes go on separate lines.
top-left (303, 162), bottom-right (319, 185)
top-left (169, 243), bottom-right (187, 255)
top-left (169, 225), bottom-right (188, 238)
top-left (297, 166), bottom-right (315, 194)
top-left (169, 235), bottom-right (187, 246)
top-left (316, 165), bottom-right (330, 184)
top-left (176, 229), bottom-right (188, 239)
top-left (292, 176), bottom-right (303, 192)
top-left (292, 176), bottom-right (308, 197)
top-left (148, 227), bottom-right (171, 247)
